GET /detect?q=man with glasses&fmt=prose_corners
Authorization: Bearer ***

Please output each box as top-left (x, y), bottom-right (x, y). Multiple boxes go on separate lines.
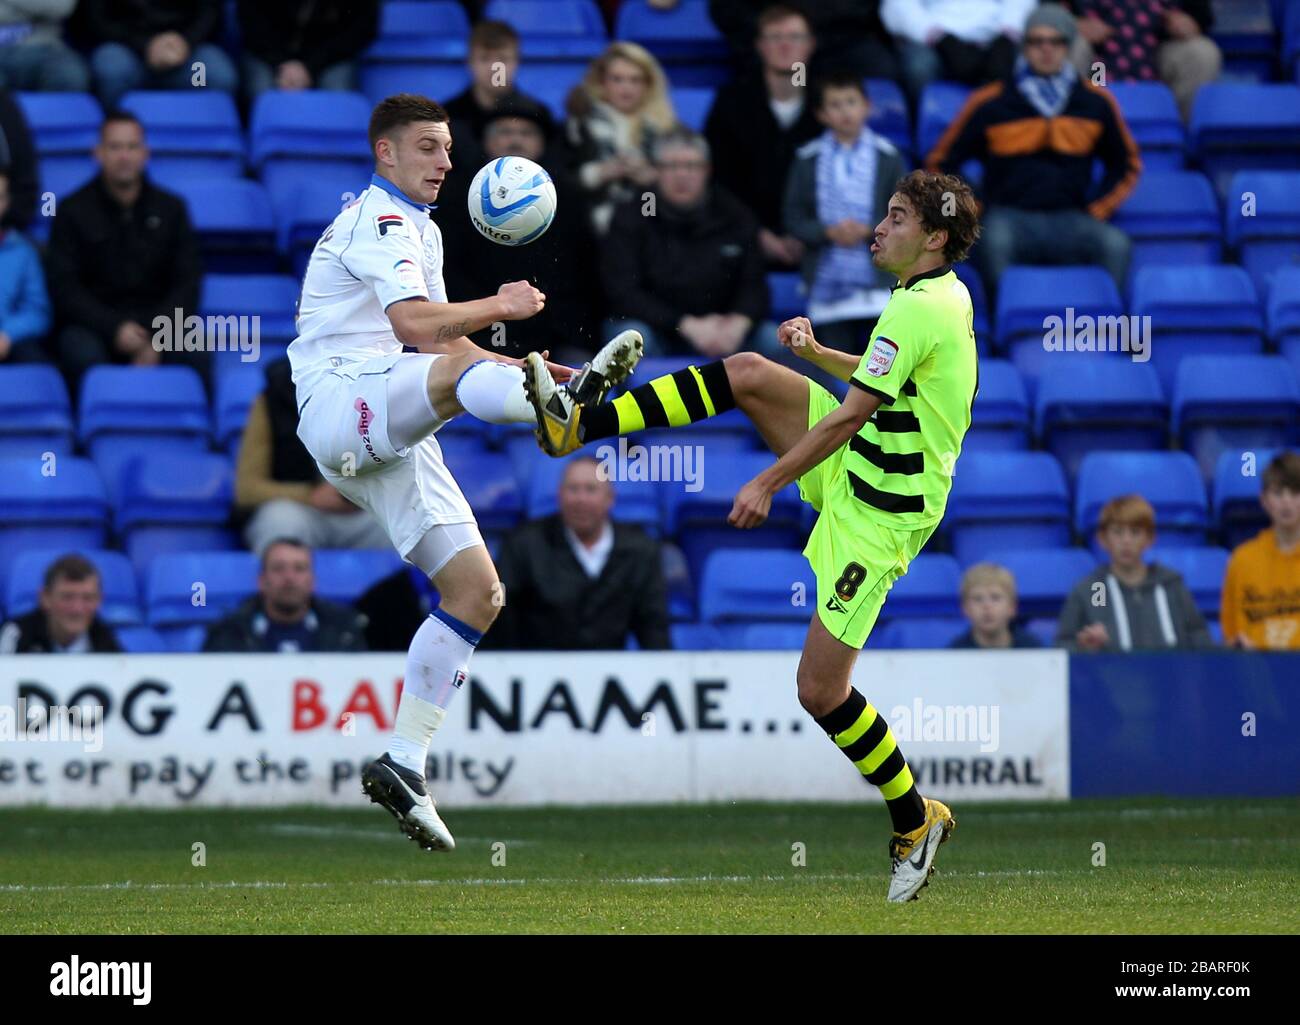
top-left (924, 3), bottom-right (1140, 299)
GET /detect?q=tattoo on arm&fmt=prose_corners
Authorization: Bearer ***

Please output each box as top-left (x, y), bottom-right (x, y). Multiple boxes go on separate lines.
top-left (435, 320), bottom-right (470, 342)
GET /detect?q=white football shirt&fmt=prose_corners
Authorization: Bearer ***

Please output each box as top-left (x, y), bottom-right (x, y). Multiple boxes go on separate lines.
top-left (289, 173), bottom-right (448, 399)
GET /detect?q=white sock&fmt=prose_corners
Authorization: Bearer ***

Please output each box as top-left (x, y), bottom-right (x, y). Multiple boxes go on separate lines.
top-left (455, 359), bottom-right (534, 424)
top-left (386, 609), bottom-right (482, 775)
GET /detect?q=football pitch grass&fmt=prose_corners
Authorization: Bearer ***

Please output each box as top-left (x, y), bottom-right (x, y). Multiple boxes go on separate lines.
top-left (2, 797), bottom-right (1296, 934)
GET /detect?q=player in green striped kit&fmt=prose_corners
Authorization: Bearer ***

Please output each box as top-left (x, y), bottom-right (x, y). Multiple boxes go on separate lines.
top-left (524, 170), bottom-right (981, 901)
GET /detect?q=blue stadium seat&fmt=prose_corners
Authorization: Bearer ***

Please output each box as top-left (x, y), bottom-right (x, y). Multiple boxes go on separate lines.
top-left (1146, 545), bottom-right (1230, 618)
top-left (363, 1), bottom-right (471, 63)
top-left (982, 547), bottom-right (1096, 619)
top-left (1213, 0), bottom-right (1283, 81)
top-left (0, 365), bottom-right (74, 458)
top-left (1131, 265), bottom-right (1265, 394)
top-left (14, 91), bottom-right (102, 155)
top-left (250, 91), bottom-right (372, 206)
top-left (946, 452), bottom-right (1070, 564)
top-left (512, 63), bottom-right (587, 120)
top-left (953, 261), bottom-right (990, 348)
top-left (78, 366), bottom-right (210, 459)
top-left (1286, 0), bottom-right (1300, 81)
top-left (523, 453), bottom-right (663, 535)
top-left (670, 622), bottom-right (722, 649)
top-left (214, 362), bottom-right (267, 453)
top-left (1188, 84), bottom-right (1300, 191)
top-left (1075, 451), bottom-right (1208, 546)
top-left (882, 553), bottom-right (961, 619)
top-left (659, 541), bottom-right (694, 621)
top-left (115, 625), bottom-right (168, 653)
top-left (767, 271), bottom-right (804, 322)
top-left (664, 450), bottom-right (803, 582)
top-left (994, 266), bottom-right (1124, 391)
top-left (312, 548), bottom-right (406, 604)
top-left (1108, 82), bottom-right (1184, 169)
top-left (1268, 266), bottom-right (1300, 382)
top-left (116, 452), bottom-right (237, 574)
top-left (146, 551), bottom-right (259, 629)
top-left (120, 91), bottom-right (244, 180)
top-left (1112, 170), bottom-right (1221, 277)
top-left (916, 82), bottom-right (970, 160)
top-left (359, 63), bottom-right (470, 107)
top-left (732, 621), bottom-right (810, 651)
top-left (671, 85), bottom-right (716, 133)
top-left (270, 174), bottom-right (364, 271)
top-left (966, 360), bottom-right (1029, 451)
top-left (1211, 447), bottom-right (1280, 548)
top-left (616, 0), bottom-right (729, 86)
top-left (200, 275), bottom-right (300, 366)
top-left (1035, 360), bottom-right (1168, 481)
top-left (1225, 171), bottom-right (1300, 299)
top-left (485, 0), bottom-right (607, 60)
top-left (1173, 355), bottom-right (1300, 480)
top-left (4, 548), bottom-right (142, 627)
top-left (168, 177), bottom-right (277, 273)
top-left (438, 446), bottom-right (521, 532)
top-left (872, 616), bottom-right (967, 650)
top-left (1025, 617), bottom-right (1058, 647)
top-left (864, 78), bottom-right (912, 159)
top-left (699, 548), bottom-right (813, 623)
top-left (0, 457), bottom-right (109, 579)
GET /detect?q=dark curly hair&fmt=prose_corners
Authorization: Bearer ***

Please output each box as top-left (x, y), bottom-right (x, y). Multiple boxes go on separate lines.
top-left (891, 170), bottom-right (981, 264)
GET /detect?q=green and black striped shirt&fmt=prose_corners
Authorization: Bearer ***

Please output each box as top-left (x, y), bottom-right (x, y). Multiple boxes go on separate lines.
top-left (843, 264), bottom-right (978, 529)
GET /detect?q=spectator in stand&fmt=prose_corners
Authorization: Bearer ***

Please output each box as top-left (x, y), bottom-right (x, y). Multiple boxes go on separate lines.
top-left (950, 562), bottom-right (1042, 648)
top-left (925, 3), bottom-right (1141, 297)
top-left (1067, 1), bottom-right (1220, 120)
top-left (0, 555), bottom-right (123, 654)
top-left (602, 129), bottom-right (775, 359)
top-left (782, 74), bottom-right (906, 354)
top-left (235, 358), bottom-right (390, 555)
top-left (84, 0), bottom-right (238, 110)
top-left (236, 0), bottom-right (379, 103)
top-left (442, 19), bottom-right (556, 167)
top-left (883, 0), bottom-right (1034, 103)
top-left (0, 85), bottom-right (36, 230)
top-left (0, 1), bottom-right (89, 91)
top-left (564, 41), bottom-right (676, 236)
top-left (1221, 452), bottom-right (1300, 651)
top-left (0, 168), bottom-right (50, 364)
top-left (484, 456), bottom-right (669, 651)
top-left (45, 111), bottom-right (207, 394)
top-left (202, 538), bottom-right (368, 653)
top-left (438, 103), bottom-right (599, 364)
top-left (705, 4), bottom-right (820, 270)
top-left (710, 0), bottom-right (902, 81)
top-left (1056, 494), bottom-right (1211, 651)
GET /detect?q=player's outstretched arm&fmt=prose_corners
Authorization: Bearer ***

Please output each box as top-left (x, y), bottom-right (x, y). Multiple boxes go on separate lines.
top-left (729, 385), bottom-right (882, 528)
top-left (387, 280), bottom-right (545, 349)
top-left (777, 316), bottom-right (860, 382)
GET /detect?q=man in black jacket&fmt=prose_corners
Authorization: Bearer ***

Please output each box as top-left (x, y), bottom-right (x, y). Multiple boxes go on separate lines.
top-left (202, 538), bottom-right (368, 653)
top-left (83, 0), bottom-right (238, 110)
top-left (486, 456), bottom-right (669, 651)
top-left (45, 111), bottom-right (207, 394)
top-left (236, 0), bottom-right (379, 103)
top-left (0, 554), bottom-right (123, 654)
top-left (602, 128), bottom-right (774, 359)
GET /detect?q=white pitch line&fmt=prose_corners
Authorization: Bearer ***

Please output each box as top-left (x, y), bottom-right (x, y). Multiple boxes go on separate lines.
top-left (259, 824), bottom-right (535, 845)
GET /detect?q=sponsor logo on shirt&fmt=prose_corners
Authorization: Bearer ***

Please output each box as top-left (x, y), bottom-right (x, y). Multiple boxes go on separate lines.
top-left (865, 335), bottom-right (899, 377)
top-left (354, 398), bottom-right (385, 464)
top-left (375, 213), bottom-right (406, 239)
top-left (394, 258), bottom-right (422, 289)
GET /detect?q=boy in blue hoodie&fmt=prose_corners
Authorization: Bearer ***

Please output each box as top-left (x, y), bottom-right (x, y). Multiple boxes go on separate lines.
top-left (0, 169), bottom-right (51, 363)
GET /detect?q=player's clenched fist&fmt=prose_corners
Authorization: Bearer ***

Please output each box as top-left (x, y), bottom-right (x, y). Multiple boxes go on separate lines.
top-left (778, 316), bottom-right (822, 360)
top-left (497, 280), bottom-right (545, 320)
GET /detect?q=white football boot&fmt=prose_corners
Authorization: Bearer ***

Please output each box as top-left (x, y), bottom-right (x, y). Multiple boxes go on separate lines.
top-left (361, 753), bottom-right (455, 852)
top-left (886, 797), bottom-right (955, 902)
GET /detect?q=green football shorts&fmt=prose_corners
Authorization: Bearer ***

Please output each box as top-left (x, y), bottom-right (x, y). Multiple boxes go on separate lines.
top-left (797, 380), bottom-right (938, 650)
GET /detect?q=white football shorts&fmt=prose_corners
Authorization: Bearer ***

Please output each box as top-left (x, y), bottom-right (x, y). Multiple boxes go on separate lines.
top-left (295, 352), bottom-right (483, 569)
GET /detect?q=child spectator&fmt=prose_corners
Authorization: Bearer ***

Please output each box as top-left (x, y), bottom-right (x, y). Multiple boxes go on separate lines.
top-left (783, 74), bottom-right (906, 354)
top-left (1056, 494), bottom-right (1211, 651)
top-left (0, 168), bottom-right (51, 364)
top-left (1221, 452), bottom-right (1300, 651)
top-left (950, 562), bottom-right (1041, 648)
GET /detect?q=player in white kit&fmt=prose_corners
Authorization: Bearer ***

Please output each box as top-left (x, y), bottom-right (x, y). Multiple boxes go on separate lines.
top-left (289, 94), bottom-right (642, 851)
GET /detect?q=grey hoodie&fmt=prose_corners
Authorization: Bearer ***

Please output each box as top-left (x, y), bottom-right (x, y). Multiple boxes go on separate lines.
top-left (0, 1), bottom-right (77, 45)
top-left (1055, 562), bottom-right (1214, 651)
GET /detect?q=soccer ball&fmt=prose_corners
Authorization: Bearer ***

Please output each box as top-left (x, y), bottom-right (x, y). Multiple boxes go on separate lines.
top-left (467, 156), bottom-right (557, 246)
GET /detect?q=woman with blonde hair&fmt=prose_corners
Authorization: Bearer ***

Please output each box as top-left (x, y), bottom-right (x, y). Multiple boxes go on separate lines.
top-left (564, 41), bottom-right (679, 234)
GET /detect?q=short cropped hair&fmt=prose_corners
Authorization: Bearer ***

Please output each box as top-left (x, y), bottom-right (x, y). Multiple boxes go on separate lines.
top-left (43, 554), bottom-right (100, 592)
top-left (652, 127), bottom-right (710, 164)
top-left (960, 563), bottom-right (1017, 603)
top-left (261, 537), bottom-right (312, 571)
top-left (1098, 494), bottom-right (1156, 534)
top-left (1262, 451), bottom-right (1300, 493)
top-left (814, 72), bottom-right (867, 109)
top-left (368, 93), bottom-right (449, 155)
top-left (757, 3), bottom-right (810, 35)
top-left (470, 19), bottom-right (519, 53)
top-left (891, 169), bottom-right (981, 264)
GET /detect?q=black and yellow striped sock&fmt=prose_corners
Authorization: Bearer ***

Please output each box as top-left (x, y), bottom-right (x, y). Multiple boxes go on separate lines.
top-left (578, 360), bottom-right (736, 443)
top-left (815, 687), bottom-right (926, 834)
